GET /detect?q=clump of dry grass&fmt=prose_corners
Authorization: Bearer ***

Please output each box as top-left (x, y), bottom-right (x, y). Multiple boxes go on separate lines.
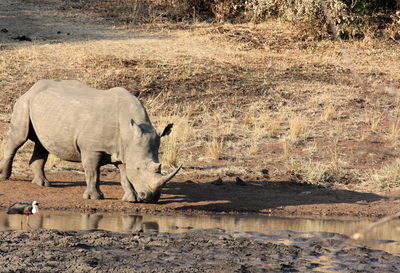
top-left (287, 158), bottom-right (339, 186)
top-left (322, 104), bottom-right (337, 121)
top-left (368, 159), bottom-right (400, 190)
top-left (45, 154), bottom-right (60, 170)
top-left (288, 115), bottom-right (309, 144)
top-left (207, 135), bottom-right (224, 160)
top-left (250, 110), bottom-right (284, 139)
top-left (161, 134), bottom-right (179, 167)
top-left (153, 111), bottom-right (195, 167)
top-left (281, 138), bottom-right (292, 160)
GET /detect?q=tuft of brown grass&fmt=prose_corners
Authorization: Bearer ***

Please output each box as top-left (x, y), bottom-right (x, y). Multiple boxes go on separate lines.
top-left (281, 138), bottom-right (291, 160)
top-left (322, 104), bottom-right (337, 121)
top-left (369, 159), bottom-right (400, 190)
top-left (287, 158), bottom-right (339, 186)
top-left (161, 134), bottom-right (179, 167)
top-left (289, 115), bottom-right (309, 144)
top-left (45, 154), bottom-right (61, 170)
top-left (207, 135), bottom-right (224, 160)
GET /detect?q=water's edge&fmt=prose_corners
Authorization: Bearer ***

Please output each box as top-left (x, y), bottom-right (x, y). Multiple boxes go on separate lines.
top-left (1, 210), bottom-right (399, 254)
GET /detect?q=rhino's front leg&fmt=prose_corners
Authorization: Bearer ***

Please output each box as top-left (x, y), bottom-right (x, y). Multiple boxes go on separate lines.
top-left (81, 151), bottom-right (104, 200)
top-left (117, 164), bottom-right (137, 202)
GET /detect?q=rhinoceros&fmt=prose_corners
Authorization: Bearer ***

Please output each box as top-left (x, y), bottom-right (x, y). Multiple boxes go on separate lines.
top-left (0, 79), bottom-right (181, 203)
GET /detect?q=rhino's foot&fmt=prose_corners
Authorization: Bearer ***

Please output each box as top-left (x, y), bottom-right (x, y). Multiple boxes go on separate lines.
top-left (0, 172), bottom-right (11, 180)
top-left (122, 192), bottom-right (138, 203)
top-left (83, 190), bottom-right (104, 200)
top-left (31, 177), bottom-right (50, 187)
top-left (0, 165), bottom-right (11, 180)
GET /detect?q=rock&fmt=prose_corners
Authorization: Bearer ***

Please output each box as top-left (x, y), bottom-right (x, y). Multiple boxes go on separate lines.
top-left (211, 177), bottom-right (223, 185)
top-left (235, 177), bottom-right (247, 186)
top-left (261, 168), bottom-right (270, 178)
top-left (12, 35), bottom-right (32, 41)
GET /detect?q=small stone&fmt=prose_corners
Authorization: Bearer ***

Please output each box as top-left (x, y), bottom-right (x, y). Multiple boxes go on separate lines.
top-left (235, 177), bottom-right (246, 186)
top-left (261, 168), bottom-right (270, 178)
top-left (211, 177), bottom-right (223, 185)
top-left (142, 245), bottom-right (150, 250)
top-left (13, 35), bottom-right (32, 41)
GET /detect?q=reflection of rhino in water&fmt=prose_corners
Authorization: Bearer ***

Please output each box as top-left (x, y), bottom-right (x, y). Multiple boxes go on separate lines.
top-left (81, 214), bottom-right (158, 232)
top-left (0, 80), bottom-right (181, 203)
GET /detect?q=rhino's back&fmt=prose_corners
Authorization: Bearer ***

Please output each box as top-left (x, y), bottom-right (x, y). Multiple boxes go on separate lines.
top-left (28, 80), bottom-right (122, 161)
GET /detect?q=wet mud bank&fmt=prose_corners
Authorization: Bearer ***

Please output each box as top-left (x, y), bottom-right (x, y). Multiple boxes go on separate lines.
top-left (0, 229), bottom-right (399, 272)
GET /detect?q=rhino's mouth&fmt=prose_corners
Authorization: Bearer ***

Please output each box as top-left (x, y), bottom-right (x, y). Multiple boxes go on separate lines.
top-left (133, 188), bottom-right (161, 203)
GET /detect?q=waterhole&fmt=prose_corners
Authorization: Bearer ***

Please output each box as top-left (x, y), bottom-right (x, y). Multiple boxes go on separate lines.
top-left (1, 211), bottom-right (399, 254)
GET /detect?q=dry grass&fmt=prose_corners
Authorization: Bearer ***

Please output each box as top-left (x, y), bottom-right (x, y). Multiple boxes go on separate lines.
top-left (45, 154), bottom-right (60, 170)
top-left (207, 135), bottom-right (224, 160)
top-left (322, 104), bottom-right (337, 121)
top-left (287, 158), bottom-right (340, 186)
top-left (368, 159), bottom-right (400, 190)
top-left (161, 134), bottom-right (179, 167)
top-left (0, 5), bottom-right (399, 192)
top-left (288, 115), bottom-right (309, 144)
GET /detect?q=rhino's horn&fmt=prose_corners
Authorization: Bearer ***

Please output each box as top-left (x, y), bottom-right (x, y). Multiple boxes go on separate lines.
top-left (155, 165), bottom-right (182, 190)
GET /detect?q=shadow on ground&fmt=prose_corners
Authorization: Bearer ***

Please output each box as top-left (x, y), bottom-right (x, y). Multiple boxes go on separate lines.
top-left (160, 179), bottom-right (387, 214)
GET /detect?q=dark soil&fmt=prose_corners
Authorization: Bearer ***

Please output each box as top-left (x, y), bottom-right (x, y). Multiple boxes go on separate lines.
top-left (0, 229), bottom-right (399, 273)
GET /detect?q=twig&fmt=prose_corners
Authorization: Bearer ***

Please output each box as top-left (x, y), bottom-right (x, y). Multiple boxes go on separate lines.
top-left (351, 211), bottom-right (400, 240)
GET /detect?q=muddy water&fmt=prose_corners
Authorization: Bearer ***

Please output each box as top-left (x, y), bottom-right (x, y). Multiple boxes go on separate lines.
top-left (1, 211), bottom-right (399, 254)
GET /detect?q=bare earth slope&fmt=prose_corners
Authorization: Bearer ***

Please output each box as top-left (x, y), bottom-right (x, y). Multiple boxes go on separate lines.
top-left (0, 0), bottom-right (400, 218)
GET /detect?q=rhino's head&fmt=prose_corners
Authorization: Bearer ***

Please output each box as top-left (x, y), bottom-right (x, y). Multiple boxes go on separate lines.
top-left (124, 121), bottom-right (181, 203)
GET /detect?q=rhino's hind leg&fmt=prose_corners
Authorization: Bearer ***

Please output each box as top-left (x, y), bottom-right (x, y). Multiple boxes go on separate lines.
top-left (0, 138), bottom-right (24, 180)
top-left (82, 151), bottom-right (104, 200)
top-left (29, 141), bottom-right (50, 187)
top-left (117, 164), bottom-right (137, 202)
top-left (0, 103), bottom-right (31, 180)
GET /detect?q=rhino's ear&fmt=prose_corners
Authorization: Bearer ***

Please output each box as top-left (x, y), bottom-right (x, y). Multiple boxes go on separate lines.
top-left (160, 123), bottom-right (173, 137)
top-left (130, 120), bottom-right (143, 137)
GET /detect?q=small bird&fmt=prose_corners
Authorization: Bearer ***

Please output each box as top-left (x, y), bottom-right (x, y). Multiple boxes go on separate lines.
top-left (7, 201), bottom-right (39, 228)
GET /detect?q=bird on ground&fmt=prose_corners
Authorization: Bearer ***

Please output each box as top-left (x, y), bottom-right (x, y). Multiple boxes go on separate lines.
top-left (7, 201), bottom-right (40, 228)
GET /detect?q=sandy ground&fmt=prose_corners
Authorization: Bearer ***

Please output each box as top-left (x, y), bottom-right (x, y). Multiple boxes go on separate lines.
top-left (1, 169), bottom-right (400, 218)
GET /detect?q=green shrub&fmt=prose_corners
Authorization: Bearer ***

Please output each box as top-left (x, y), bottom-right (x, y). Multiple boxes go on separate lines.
top-left (343, 0), bottom-right (398, 15)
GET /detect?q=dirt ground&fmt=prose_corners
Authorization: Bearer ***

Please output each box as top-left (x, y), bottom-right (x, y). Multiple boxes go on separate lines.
top-left (1, 228), bottom-right (400, 272)
top-left (1, 167), bottom-right (400, 218)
